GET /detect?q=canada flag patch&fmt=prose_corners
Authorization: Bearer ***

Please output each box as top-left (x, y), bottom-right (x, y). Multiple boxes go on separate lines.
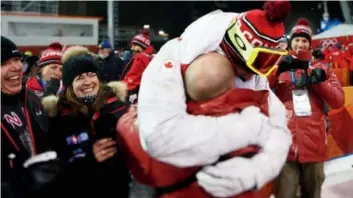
top-left (162, 59), bottom-right (175, 69)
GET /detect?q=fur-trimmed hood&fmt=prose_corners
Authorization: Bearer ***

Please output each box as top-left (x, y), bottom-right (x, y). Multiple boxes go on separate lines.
top-left (42, 81), bottom-right (128, 117)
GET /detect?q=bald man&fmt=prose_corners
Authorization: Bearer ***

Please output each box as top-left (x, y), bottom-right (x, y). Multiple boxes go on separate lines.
top-left (184, 53), bottom-right (235, 101)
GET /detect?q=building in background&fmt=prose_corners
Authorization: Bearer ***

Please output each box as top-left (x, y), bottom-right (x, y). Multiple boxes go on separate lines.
top-left (1, 0), bottom-right (59, 15)
top-left (1, 0), bottom-right (168, 51)
top-left (58, 1), bottom-right (168, 50)
top-left (1, 0), bottom-right (100, 54)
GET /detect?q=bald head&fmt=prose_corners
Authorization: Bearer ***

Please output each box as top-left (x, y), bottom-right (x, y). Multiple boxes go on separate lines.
top-left (184, 52), bottom-right (235, 101)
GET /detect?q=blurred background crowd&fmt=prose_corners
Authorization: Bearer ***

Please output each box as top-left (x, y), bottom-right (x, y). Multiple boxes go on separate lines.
top-left (1, 0), bottom-right (353, 86)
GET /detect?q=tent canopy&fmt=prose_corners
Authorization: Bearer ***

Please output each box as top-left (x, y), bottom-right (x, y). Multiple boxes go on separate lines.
top-left (313, 24), bottom-right (353, 40)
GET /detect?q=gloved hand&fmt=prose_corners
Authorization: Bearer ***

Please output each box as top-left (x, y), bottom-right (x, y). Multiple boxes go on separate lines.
top-left (209, 106), bottom-right (272, 159)
top-left (44, 78), bottom-right (63, 96)
top-left (234, 106), bottom-right (272, 148)
top-left (250, 126), bottom-right (291, 188)
top-left (197, 120), bottom-right (292, 197)
top-left (312, 49), bottom-right (324, 60)
top-left (276, 55), bottom-right (309, 76)
top-left (309, 68), bottom-right (326, 84)
top-left (23, 151), bottom-right (61, 191)
top-left (196, 157), bottom-right (256, 197)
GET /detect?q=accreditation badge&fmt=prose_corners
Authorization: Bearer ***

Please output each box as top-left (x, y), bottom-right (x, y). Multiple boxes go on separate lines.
top-left (292, 90), bottom-right (312, 117)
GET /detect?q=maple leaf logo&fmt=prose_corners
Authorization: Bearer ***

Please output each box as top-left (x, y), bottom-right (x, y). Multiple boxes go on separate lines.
top-left (163, 60), bottom-right (175, 69)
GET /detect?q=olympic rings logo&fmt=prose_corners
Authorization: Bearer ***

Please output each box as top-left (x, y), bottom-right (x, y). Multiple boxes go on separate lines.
top-left (320, 38), bottom-right (338, 48)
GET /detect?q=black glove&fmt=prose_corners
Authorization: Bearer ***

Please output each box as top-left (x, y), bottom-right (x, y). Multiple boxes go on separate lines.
top-left (312, 49), bottom-right (325, 60)
top-left (23, 151), bottom-right (61, 191)
top-left (276, 55), bottom-right (310, 76)
top-left (44, 78), bottom-right (62, 96)
top-left (1, 182), bottom-right (16, 198)
top-left (309, 68), bottom-right (327, 84)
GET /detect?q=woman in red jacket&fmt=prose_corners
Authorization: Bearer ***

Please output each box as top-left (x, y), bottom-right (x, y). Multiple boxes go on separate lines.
top-left (272, 18), bottom-right (345, 198)
top-left (26, 42), bottom-right (64, 97)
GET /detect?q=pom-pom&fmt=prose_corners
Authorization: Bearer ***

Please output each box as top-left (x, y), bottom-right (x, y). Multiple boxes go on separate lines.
top-left (62, 45), bottom-right (71, 53)
top-left (264, 0), bottom-right (291, 22)
top-left (48, 42), bottom-right (63, 51)
top-left (296, 18), bottom-right (310, 27)
top-left (62, 46), bottom-right (89, 64)
top-left (141, 29), bottom-right (149, 36)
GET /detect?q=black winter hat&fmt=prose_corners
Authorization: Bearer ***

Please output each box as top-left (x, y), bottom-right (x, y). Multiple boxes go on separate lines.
top-left (61, 46), bottom-right (99, 87)
top-left (1, 36), bottom-right (22, 64)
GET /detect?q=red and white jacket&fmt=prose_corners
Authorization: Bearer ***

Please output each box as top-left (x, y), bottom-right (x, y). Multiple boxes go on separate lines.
top-left (129, 10), bottom-right (291, 196)
top-left (269, 57), bottom-right (345, 163)
top-left (121, 46), bottom-right (155, 103)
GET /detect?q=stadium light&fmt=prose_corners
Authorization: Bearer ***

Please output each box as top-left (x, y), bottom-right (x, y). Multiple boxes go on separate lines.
top-left (143, 24), bottom-right (150, 29)
top-left (158, 30), bottom-right (165, 35)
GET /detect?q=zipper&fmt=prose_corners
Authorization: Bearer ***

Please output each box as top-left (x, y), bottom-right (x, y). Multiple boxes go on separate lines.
top-left (324, 128), bottom-right (328, 145)
top-left (8, 153), bottom-right (16, 169)
top-left (294, 145), bottom-right (298, 159)
top-left (24, 91), bottom-right (38, 155)
top-left (324, 117), bottom-right (328, 145)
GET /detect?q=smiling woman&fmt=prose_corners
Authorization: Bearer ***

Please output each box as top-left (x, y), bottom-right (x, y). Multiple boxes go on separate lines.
top-left (1, 57), bottom-right (23, 95)
top-left (1, 36), bottom-right (23, 95)
top-left (25, 42), bottom-right (64, 98)
top-left (72, 72), bottom-right (100, 97)
top-left (41, 45), bottom-right (132, 198)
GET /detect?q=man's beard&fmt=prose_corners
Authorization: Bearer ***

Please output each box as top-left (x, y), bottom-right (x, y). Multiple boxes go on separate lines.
top-left (98, 53), bottom-right (109, 59)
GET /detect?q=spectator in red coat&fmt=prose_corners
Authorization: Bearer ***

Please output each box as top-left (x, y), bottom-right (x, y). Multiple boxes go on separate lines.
top-left (26, 42), bottom-right (64, 98)
top-left (273, 18), bottom-right (345, 198)
top-left (329, 43), bottom-right (350, 69)
top-left (121, 30), bottom-right (155, 103)
top-left (344, 43), bottom-right (353, 84)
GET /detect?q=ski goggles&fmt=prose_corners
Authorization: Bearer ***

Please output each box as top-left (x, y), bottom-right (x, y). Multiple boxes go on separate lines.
top-left (225, 20), bottom-right (288, 76)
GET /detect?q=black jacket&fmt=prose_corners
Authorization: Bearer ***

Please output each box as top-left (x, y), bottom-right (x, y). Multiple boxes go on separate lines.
top-left (42, 82), bottom-right (131, 198)
top-left (98, 53), bottom-right (125, 83)
top-left (1, 88), bottom-right (52, 198)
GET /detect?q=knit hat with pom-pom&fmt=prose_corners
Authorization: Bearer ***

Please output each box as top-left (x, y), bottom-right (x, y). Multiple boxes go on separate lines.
top-left (131, 29), bottom-right (151, 49)
top-left (290, 18), bottom-right (312, 45)
top-left (38, 42), bottom-right (63, 68)
top-left (220, 0), bottom-right (291, 71)
top-left (61, 46), bottom-right (99, 87)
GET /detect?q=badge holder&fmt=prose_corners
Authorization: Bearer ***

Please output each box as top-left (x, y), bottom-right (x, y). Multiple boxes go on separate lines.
top-left (291, 71), bottom-right (312, 117)
top-left (292, 89), bottom-right (312, 117)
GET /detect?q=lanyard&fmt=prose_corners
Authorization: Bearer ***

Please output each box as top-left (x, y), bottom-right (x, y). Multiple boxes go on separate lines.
top-left (290, 69), bottom-right (296, 86)
top-left (290, 58), bottom-right (312, 88)
top-left (36, 75), bottom-right (47, 89)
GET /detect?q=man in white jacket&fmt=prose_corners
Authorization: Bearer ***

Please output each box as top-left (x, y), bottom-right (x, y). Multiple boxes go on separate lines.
top-left (137, 1), bottom-right (293, 197)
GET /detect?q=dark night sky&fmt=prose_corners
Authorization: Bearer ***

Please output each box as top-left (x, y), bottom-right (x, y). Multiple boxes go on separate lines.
top-left (86, 1), bottom-right (345, 38)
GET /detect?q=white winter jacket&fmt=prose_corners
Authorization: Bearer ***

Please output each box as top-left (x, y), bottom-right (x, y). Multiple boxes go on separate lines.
top-left (137, 10), bottom-right (290, 168)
